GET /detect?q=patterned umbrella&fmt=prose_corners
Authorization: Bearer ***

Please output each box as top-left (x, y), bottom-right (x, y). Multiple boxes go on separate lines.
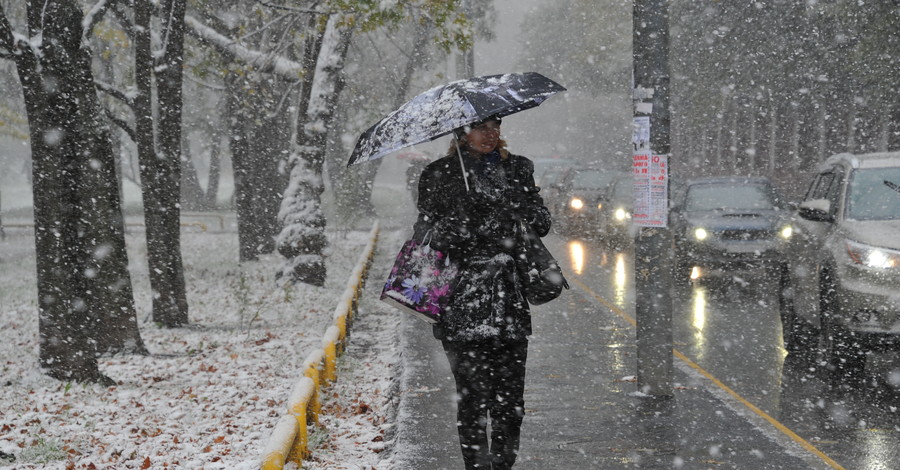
top-left (347, 72), bottom-right (566, 166)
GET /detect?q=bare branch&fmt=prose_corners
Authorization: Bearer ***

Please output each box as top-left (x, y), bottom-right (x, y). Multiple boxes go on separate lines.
top-left (236, 12), bottom-right (294, 43)
top-left (94, 79), bottom-right (135, 107)
top-left (185, 14), bottom-right (307, 80)
top-left (255, 1), bottom-right (322, 15)
top-left (82, 0), bottom-right (123, 41)
top-left (183, 72), bottom-right (226, 91)
top-left (108, 2), bottom-right (134, 39)
top-left (103, 107), bottom-right (136, 143)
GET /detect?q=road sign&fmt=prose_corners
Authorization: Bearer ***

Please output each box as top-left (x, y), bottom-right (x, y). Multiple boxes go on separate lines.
top-left (632, 117), bottom-right (668, 227)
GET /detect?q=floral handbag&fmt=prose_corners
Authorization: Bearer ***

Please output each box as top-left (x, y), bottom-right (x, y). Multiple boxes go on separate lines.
top-left (380, 235), bottom-right (459, 323)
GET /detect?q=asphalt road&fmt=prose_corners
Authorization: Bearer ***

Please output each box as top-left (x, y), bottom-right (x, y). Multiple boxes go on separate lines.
top-left (389, 233), bottom-right (900, 469)
top-left (554, 234), bottom-right (900, 470)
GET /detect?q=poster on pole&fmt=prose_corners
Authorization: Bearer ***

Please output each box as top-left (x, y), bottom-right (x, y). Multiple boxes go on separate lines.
top-left (632, 116), bottom-right (668, 227)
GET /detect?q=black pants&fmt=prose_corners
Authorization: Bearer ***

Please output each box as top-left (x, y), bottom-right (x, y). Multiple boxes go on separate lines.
top-left (442, 337), bottom-right (528, 470)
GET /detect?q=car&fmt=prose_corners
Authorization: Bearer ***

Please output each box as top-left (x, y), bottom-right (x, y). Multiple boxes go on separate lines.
top-left (597, 175), bottom-right (636, 250)
top-left (671, 176), bottom-right (794, 282)
top-left (532, 156), bottom-right (577, 185)
top-left (556, 167), bottom-right (625, 236)
top-left (781, 151), bottom-right (900, 384)
top-left (536, 166), bottom-right (570, 217)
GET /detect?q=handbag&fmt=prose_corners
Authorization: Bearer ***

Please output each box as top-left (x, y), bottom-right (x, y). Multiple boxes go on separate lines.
top-left (380, 233), bottom-right (459, 323)
top-left (515, 220), bottom-right (569, 305)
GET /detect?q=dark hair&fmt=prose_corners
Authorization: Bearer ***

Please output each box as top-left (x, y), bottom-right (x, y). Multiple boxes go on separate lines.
top-left (454, 115), bottom-right (503, 138)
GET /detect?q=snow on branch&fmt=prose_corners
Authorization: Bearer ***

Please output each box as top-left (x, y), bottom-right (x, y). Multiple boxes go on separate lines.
top-left (82, 0), bottom-right (113, 43)
top-left (94, 79), bottom-right (136, 107)
top-left (184, 14), bottom-right (306, 80)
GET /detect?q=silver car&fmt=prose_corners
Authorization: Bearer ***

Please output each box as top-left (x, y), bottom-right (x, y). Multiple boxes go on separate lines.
top-left (781, 151), bottom-right (900, 385)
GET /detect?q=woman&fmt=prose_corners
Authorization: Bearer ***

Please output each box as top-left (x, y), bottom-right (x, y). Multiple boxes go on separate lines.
top-left (413, 115), bottom-right (551, 469)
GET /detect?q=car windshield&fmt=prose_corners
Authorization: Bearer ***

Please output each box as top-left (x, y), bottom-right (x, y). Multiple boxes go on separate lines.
top-left (846, 167), bottom-right (900, 220)
top-left (570, 170), bottom-right (616, 190)
top-left (684, 183), bottom-right (775, 212)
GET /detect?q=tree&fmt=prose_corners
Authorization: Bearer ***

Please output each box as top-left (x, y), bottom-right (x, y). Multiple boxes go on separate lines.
top-left (185, 3), bottom-right (306, 263)
top-left (136, 0), bottom-right (190, 326)
top-left (666, 0), bottom-right (899, 190)
top-left (329, 2), bottom-right (484, 224)
top-left (276, 13), bottom-right (354, 286)
top-left (0, 1), bottom-right (144, 383)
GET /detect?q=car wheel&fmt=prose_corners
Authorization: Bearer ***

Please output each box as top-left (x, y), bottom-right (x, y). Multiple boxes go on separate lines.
top-left (779, 264), bottom-right (815, 354)
top-left (819, 269), bottom-right (865, 387)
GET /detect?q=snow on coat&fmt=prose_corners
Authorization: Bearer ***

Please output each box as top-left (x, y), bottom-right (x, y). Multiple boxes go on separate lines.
top-left (413, 149), bottom-right (552, 341)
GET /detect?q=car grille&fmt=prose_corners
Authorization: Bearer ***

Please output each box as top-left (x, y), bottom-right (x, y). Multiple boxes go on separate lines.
top-left (719, 229), bottom-right (772, 241)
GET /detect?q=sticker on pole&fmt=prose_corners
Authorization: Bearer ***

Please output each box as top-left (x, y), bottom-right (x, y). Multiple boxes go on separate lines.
top-left (632, 116), bottom-right (668, 227)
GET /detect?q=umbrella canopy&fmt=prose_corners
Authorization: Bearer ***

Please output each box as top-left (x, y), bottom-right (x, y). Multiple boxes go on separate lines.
top-left (347, 72), bottom-right (566, 166)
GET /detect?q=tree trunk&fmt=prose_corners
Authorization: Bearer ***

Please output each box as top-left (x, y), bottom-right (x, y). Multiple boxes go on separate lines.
top-left (228, 71), bottom-right (289, 261)
top-left (276, 16), bottom-right (354, 286)
top-left (180, 132), bottom-right (208, 211)
top-left (205, 132), bottom-right (222, 210)
top-left (2, 2), bottom-right (143, 383)
top-left (148, 0), bottom-right (189, 326)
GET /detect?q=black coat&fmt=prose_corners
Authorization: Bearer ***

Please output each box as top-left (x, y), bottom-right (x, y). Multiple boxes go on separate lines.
top-left (414, 149), bottom-right (551, 341)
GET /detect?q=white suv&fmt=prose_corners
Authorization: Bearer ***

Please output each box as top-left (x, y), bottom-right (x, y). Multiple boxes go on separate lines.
top-left (780, 151), bottom-right (900, 385)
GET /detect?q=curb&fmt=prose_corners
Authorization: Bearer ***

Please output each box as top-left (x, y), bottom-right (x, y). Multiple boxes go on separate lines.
top-left (260, 221), bottom-right (380, 470)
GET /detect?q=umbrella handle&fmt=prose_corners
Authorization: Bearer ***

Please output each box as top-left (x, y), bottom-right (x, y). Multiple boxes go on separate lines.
top-left (454, 140), bottom-right (471, 192)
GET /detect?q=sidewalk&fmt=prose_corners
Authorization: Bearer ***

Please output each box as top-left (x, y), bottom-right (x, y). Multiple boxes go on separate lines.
top-left (390, 263), bottom-right (834, 469)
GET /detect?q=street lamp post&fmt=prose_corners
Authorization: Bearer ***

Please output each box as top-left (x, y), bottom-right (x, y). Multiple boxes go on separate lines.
top-left (633, 0), bottom-right (673, 397)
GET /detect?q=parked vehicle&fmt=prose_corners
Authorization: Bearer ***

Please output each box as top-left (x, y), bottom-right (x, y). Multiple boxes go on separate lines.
top-left (556, 167), bottom-right (624, 236)
top-left (537, 166), bottom-right (571, 218)
top-left (780, 151), bottom-right (900, 385)
top-left (597, 175), bottom-right (635, 250)
top-left (671, 176), bottom-right (793, 282)
top-left (532, 156), bottom-right (576, 186)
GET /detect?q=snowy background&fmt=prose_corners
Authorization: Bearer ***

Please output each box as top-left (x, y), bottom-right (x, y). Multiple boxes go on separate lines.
top-left (0, 214), bottom-right (411, 469)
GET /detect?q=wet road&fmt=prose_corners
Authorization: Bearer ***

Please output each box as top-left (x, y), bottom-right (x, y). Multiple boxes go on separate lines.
top-left (556, 234), bottom-right (900, 470)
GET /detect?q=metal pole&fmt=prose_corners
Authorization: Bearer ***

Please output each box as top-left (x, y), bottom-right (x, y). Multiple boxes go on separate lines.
top-left (633, 0), bottom-right (673, 397)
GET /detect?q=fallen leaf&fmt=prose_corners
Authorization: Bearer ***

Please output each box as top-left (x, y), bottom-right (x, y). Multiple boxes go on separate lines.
top-left (141, 457), bottom-right (151, 469)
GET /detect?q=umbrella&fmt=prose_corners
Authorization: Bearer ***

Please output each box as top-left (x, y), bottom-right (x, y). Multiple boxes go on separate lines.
top-left (347, 72), bottom-right (566, 167)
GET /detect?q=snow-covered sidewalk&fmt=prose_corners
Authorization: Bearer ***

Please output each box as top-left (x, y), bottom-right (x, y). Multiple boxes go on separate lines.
top-left (0, 220), bottom-right (405, 469)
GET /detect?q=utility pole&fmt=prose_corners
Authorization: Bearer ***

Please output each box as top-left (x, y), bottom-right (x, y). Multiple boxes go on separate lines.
top-left (633, 0), bottom-right (673, 397)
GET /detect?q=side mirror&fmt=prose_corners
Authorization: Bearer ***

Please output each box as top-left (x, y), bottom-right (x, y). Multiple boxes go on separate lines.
top-left (798, 199), bottom-right (833, 222)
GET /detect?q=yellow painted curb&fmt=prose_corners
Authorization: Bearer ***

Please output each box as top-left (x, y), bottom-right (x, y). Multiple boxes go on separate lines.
top-left (287, 377), bottom-right (316, 460)
top-left (260, 414), bottom-right (298, 470)
top-left (322, 325), bottom-right (340, 384)
top-left (258, 221), bottom-right (380, 470)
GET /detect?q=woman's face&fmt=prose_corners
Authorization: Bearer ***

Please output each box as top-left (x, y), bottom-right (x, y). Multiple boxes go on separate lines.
top-left (464, 120), bottom-right (501, 155)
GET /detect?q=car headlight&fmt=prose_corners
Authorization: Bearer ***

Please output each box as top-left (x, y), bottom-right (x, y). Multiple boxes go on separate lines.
top-left (614, 208), bottom-right (630, 220)
top-left (846, 240), bottom-right (900, 269)
top-left (693, 227), bottom-right (708, 241)
top-left (570, 198), bottom-right (584, 210)
top-left (779, 226), bottom-right (793, 239)
top-left (597, 202), bottom-right (603, 210)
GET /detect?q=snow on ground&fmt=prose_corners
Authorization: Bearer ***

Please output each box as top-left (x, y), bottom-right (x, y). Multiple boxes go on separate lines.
top-left (0, 218), bottom-right (408, 469)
